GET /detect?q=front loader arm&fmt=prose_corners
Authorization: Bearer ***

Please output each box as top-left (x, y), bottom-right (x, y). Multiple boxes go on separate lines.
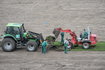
top-left (28, 31), bottom-right (44, 43)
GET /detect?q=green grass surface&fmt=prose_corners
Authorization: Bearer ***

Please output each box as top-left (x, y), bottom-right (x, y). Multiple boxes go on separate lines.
top-left (71, 42), bottom-right (105, 51)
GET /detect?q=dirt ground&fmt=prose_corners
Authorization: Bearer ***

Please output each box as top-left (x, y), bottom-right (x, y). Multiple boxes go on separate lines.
top-left (0, 47), bottom-right (105, 70)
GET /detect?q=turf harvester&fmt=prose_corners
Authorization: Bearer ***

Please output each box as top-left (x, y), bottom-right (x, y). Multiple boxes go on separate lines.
top-left (0, 23), bottom-right (44, 52)
top-left (53, 28), bottom-right (97, 49)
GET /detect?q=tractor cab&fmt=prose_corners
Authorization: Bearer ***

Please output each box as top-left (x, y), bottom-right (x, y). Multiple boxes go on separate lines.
top-left (78, 27), bottom-right (97, 49)
top-left (5, 23), bottom-right (26, 40)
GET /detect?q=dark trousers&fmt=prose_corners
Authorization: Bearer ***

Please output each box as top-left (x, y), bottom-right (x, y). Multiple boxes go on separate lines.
top-left (42, 46), bottom-right (46, 54)
top-left (64, 46), bottom-right (68, 54)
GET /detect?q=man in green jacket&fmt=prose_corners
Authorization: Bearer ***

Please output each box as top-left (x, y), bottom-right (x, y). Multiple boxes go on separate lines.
top-left (83, 29), bottom-right (88, 39)
top-left (64, 38), bottom-right (69, 54)
top-left (61, 32), bottom-right (64, 43)
top-left (42, 40), bottom-right (48, 54)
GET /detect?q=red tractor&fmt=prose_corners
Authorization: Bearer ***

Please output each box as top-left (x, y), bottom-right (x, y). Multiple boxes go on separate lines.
top-left (53, 28), bottom-right (97, 49)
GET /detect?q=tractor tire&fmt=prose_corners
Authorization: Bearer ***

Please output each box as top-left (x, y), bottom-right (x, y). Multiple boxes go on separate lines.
top-left (82, 42), bottom-right (90, 49)
top-left (26, 41), bottom-right (38, 52)
top-left (1, 38), bottom-right (16, 52)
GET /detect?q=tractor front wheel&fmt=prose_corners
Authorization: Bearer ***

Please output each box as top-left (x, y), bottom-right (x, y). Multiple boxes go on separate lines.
top-left (82, 42), bottom-right (90, 49)
top-left (1, 38), bottom-right (16, 52)
top-left (26, 41), bottom-right (38, 52)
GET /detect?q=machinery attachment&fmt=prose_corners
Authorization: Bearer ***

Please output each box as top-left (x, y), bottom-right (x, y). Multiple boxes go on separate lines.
top-left (28, 31), bottom-right (44, 43)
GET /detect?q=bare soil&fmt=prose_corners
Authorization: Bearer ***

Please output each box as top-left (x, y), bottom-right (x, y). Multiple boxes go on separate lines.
top-left (0, 47), bottom-right (105, 70)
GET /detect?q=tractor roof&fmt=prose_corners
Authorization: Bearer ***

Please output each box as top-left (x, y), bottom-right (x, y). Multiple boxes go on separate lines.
top-left (6, 23), bottom-right (23, 27)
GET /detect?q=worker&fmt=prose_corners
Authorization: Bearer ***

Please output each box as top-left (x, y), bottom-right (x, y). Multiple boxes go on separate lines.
top-left (41, 40), bottom-right (48, 54)
top-left (61, 32), bottom-right (64, 43)
top-left (68, 39), bottom-right (72, 50)
top-left (64, 38), bottom-right (69, 54)
top-left (80, 33), bottom-right (83, 40)
top-left (83, 29), bottom-right (88, 39)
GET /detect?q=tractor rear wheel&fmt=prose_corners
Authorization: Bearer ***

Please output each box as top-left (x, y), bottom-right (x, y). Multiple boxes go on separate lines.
top-left (82, 42), bottom-right (90, 49)
top-left (26, 41), bottom-right (38, 52)
top-left (1, 38), bottom-right (16, 52)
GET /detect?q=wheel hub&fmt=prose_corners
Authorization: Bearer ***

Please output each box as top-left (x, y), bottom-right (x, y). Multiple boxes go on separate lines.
top-left (4, 42), bottom-right (12, 50)
top-left (28, 45), bottom-right (35, 51)
top-left (83, 43), bottom-right (89, 49)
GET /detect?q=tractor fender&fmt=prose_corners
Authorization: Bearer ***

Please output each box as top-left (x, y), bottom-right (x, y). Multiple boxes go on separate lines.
top-left (3, 34), bottom-right (18, 43)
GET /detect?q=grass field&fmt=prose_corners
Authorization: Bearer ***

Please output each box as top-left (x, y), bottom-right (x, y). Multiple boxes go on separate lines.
top-left (71, 42), bottom-right (105, 51)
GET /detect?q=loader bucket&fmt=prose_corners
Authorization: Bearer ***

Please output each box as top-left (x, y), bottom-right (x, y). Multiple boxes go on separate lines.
top-left (53, 28), bottom-right (60, 39)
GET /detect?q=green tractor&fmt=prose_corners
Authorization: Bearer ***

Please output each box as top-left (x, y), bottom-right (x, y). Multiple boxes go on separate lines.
top-left (0, 23), bottom-right (44, 52)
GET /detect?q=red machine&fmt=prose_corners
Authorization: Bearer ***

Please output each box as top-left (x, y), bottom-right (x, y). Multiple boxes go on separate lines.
top-left (53, 28), bottom-right (97, 49)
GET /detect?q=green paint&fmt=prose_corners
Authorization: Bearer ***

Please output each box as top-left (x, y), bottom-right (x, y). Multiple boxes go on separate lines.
top-left (29, 39), bottom-right (36, 41)
top-left (6, 23), bottom-right (22, 27)
top-left (23, 32), bottom-right (28, 38)
top-left (3, 34), bottom-right (18, 42)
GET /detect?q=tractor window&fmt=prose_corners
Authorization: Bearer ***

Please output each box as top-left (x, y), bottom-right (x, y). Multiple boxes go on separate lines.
top-left (6, 27), bottom-right (20, 35)
top-left (13, 27), bottom-right (20, 34)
